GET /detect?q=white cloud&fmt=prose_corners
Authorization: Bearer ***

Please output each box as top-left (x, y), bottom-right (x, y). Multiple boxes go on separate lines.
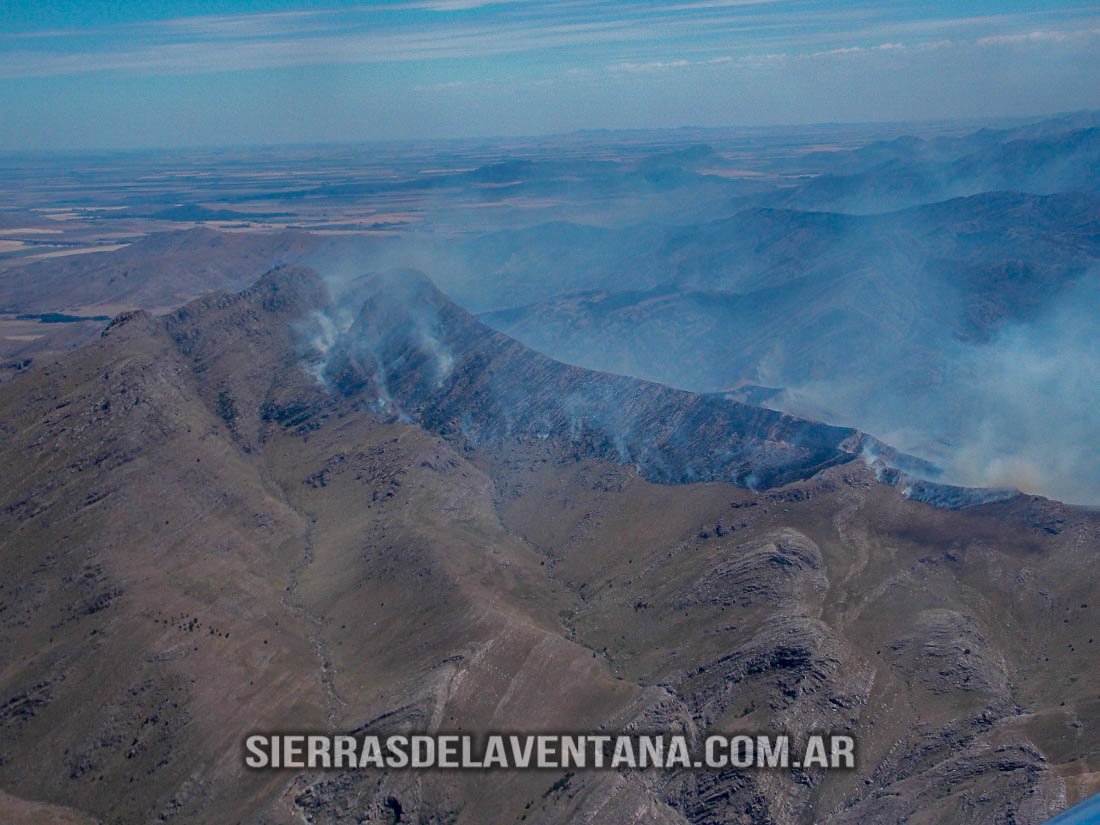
top-left (0, 3), bottom-right (1098, 80)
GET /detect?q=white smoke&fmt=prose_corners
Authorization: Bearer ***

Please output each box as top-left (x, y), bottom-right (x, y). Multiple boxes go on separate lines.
top-left (942, 270), bottom-right (1100, 505)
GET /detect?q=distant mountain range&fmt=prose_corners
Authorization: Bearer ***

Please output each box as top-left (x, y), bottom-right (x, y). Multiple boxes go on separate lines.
top-left (455, 123), bottom-right (1100, 504)
top-left (779, 127), bottom-right (1100, 213)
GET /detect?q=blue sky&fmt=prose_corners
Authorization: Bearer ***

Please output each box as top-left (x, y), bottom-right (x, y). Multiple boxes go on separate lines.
top-left (1, 0), bottom-right (1098, 149)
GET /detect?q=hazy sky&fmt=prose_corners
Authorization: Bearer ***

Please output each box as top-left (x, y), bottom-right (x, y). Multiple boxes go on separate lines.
top-left (2, 0), bottom-right (1099, 149)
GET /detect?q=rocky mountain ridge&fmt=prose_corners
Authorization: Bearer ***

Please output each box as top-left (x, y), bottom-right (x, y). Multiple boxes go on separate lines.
top-left (0, 265), bottom-right (1096, 824)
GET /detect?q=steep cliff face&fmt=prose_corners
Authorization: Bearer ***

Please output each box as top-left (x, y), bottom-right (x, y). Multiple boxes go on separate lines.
top-left (322, 269), bottom-right (864, 491)
top-left (0, 266), bottom-right (1096, 825)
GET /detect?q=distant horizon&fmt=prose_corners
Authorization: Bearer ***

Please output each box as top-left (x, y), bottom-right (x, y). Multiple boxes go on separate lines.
top-left (2, 0), bottom-right (1099, 151)
top-left (1, 107), bottom-right (1093, 157)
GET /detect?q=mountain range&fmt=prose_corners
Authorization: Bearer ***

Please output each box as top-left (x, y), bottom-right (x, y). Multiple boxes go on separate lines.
top-left (1, 265), bottom-right (1096, 823)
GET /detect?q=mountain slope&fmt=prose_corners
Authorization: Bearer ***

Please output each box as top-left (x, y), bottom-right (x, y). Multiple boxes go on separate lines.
top-left (0, 266), bottom-right (1097, 824)
top-left (321, 269), bottom-right (865, 490)
top-left (481, 192), bottom-right (1100, 501)
top-left (0, 228), bottom-right (318, 315)
top-left (0, 227), bottom-right (320, 380)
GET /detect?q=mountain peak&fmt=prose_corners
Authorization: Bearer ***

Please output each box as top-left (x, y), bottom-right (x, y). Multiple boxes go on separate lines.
top-left (246, 264), bottom-right (330, 311)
